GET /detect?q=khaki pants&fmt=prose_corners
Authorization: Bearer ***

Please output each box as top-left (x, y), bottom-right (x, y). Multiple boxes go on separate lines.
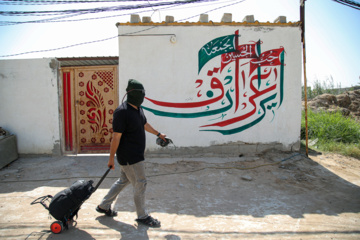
top-left (99, 161), bottom-right (148, 219)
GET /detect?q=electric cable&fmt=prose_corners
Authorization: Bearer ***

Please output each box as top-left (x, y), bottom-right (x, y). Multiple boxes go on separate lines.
top-left (0, 25), bottom-right (159, 58)
top-left (0, 153), bottom-right (305, 183)
top-left (0, 35), bottom-right (118, 57)
top-left (0, 0), bottom-right (215, 25)
top-left (0, 2), bottom-right (182, 25)
top-left (160, 0), bottom-right (239, 12)
top-left (177, 0), bottom-right (245, 22)
top-left (0, 0), bottom-right (211, 16)
top-left (0, 0), bottom-right (182, 5)
top-left (331, 0), bottom-right (360, 10)
top-left (0, 0), bottom-right (247, 57)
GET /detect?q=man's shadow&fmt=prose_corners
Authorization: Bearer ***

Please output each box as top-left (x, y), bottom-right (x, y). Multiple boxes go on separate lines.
top-left (96, 216), bottom-right (149, 240)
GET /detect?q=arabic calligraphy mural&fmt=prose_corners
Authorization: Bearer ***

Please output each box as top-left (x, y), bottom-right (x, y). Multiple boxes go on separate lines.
top-left (142, 30), bottom-right (285, 135)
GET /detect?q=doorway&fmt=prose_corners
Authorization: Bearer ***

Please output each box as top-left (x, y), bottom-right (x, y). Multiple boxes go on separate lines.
top-left (61, 65), bottom-right (118, 154)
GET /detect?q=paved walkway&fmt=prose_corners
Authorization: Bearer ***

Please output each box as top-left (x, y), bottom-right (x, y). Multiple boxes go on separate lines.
top-left (1, 152), bottom-right (359, 239)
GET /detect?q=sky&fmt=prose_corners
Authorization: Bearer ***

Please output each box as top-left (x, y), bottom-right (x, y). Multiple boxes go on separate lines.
top-left (0, 0), bottom-right (359, 88)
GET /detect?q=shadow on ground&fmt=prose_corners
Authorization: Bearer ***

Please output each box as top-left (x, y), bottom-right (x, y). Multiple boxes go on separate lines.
top-left (1, 150), bottom-right (359, 222)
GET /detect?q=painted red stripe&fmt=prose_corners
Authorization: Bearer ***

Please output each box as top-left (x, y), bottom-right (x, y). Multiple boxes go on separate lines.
top-left (63, 72), bottom-right (69, 151)
top-left (66, 72), bottom-right (73, 151)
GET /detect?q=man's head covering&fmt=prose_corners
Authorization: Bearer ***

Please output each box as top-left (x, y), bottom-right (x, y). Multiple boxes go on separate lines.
top-left (126, 79), bottom-right (144, 92)
top-left (126, 79), bottom-right (145, 107)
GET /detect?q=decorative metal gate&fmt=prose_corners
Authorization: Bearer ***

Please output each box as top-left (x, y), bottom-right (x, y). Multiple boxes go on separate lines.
top-left (61, 66), bottom-right (118, 154)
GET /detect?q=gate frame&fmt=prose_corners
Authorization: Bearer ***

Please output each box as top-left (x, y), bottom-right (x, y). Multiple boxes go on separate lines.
top-left (59, 65), bottom-right (119, 155)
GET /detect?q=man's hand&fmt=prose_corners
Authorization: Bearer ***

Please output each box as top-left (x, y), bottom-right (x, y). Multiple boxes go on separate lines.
top-left (108, 132), bottom-right (122, 170)
top-left (108, 158), bottom-right (115, 170)
top-left (159, 133), bottom-right (167, 142)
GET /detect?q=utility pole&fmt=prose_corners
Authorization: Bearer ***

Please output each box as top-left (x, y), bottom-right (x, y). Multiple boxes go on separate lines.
top-left (300, 0), bottom-right (309, 157)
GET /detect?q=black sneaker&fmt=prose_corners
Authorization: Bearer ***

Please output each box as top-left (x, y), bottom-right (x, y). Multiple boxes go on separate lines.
top-left (96, 205), bottom-right (118, 217)
top-left (136, 216), bottom-right (161, 228)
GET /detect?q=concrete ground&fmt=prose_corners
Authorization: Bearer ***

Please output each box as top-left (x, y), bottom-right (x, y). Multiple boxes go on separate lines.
top-left (0, 150), bottom-right (359, 240)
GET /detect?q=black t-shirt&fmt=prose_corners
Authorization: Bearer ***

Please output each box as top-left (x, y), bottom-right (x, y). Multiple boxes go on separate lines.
top-left (113, 102), bottom-right (147, 165)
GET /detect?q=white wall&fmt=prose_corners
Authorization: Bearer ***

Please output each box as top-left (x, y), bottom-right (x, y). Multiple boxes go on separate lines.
top-left (118, 23), bottom-right (302, 152)
top-left (0, 58), bottom-right (61, 155)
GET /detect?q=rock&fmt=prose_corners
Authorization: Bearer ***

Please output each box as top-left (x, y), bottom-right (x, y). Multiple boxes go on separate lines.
top-left (350, 90), bottom-right (360, 98)
top-left (312, 93), bottom-right (337, 108)
top-left (341, 108), bottom-right (351, 116)
top-left (241, 175), bottom-right (253, 181)
top-left (336, 93), bottom-right (351, 108)
top-left (305, 89), bottom-right (360, 122)
top-left (349, 101), bottom-right (360, 112)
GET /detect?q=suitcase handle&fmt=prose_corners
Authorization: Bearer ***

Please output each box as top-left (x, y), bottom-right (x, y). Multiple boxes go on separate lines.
top-left (92, 167), bottom-right (111, 193)
top-left (30, 195), bottom-right (53, 209)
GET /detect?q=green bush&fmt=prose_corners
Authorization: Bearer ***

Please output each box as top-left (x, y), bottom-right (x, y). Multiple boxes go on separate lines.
top-left (301, 109), bottom-right (360, 159)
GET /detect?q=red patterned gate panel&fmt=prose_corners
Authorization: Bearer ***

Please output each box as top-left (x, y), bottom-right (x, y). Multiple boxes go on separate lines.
top-left (74, 67), bottom-right (118, 153)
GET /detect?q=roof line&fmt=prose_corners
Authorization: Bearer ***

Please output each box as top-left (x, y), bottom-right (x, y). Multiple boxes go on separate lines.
top-left (116, 21), bottom-right (301, 27)
top-left (56, 56), bottom-right (118, 61)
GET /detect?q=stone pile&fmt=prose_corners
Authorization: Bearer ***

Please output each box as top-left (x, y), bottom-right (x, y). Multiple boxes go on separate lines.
top-left (304, 90), bottom-right (360, 121)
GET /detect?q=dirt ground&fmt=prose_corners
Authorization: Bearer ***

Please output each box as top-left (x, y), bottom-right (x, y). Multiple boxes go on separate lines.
top-left (0, 149), bottom-right (359, 239)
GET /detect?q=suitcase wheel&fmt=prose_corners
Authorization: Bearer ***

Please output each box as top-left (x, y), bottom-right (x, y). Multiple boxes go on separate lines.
top-left (50, 221), bottom-right (63, 234)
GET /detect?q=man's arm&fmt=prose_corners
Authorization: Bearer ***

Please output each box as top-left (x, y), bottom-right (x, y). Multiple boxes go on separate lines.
top-left (144, 122), bottom-right (166, 141)
top-left (108, 132), bottom-right (122, 170)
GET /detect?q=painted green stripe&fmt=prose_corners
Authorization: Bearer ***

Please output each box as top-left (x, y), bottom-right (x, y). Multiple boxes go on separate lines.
top-left (257, 40), bottom-right (262, 89)
top-left (198, 35), bottom-right (236, 73)
top-left (279, 50), bottom-right (285, 108)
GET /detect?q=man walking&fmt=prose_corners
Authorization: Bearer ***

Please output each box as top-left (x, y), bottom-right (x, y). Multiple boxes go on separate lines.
top-left (96, 79), bottom-right (166, 228)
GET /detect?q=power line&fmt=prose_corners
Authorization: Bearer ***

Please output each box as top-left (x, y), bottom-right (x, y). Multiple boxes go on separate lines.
top-left (331, 0), bottom-right (360, 10)
top-left (0, 0), bottom-right (214, 26)
top-left (0, 0), bottom-right (173, 5)
top-left (155, 0), bottom-right (239, 15)
top-left (28, 0), bottom-right (239, 24)
top-left (0, 0), bottom-right (210, 16)
top-left (0, 26), bottom-right (156, 58)
top-left (0, 0), bottom-right (246, 57)
top-left (0, 35), bottom-right (117, 58)
top-left (178, 0), bottom-right (245, 22)
top-left (1, 3), bottom-right (181, 25)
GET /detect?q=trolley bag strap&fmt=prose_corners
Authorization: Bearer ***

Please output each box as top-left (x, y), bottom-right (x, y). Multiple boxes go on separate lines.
top-left (92, 168), bottom-right (111, 193)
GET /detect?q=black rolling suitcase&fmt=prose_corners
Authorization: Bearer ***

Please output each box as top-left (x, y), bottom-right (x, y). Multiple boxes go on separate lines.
top-left (31, 168), bottom-right (110, 234)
